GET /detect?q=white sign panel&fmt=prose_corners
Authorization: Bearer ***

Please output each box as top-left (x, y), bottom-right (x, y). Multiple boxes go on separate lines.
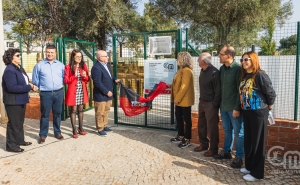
top-left (149, 36), bottom-right (172, 55)
top-left (144, 59), bottom-right (177, 94)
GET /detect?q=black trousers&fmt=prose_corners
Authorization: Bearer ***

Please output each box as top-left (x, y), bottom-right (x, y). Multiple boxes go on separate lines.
top-left (243, 107), bottom-right (268, 179)
top-left (175, 106), bottom-right (192, 139)
top-left (5, 104), bottom-right (26, 150)
top-left (198, 101), bottom-right (219, 153)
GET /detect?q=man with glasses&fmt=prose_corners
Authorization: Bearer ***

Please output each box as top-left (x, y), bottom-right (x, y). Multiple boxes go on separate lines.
top-left (91, 50), bottom-right (120, 136)
top-left (213, 45), bottom-right (244, 169)
top-left (32, 45), bottom-right (65, 144)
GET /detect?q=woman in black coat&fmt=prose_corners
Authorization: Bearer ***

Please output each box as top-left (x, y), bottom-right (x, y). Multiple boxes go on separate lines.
top-left (2, 48), bottom-right (37, 152)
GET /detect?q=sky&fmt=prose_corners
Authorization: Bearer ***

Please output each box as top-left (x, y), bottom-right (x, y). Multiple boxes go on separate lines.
top-left (137, 0), bottom-right (300, 23)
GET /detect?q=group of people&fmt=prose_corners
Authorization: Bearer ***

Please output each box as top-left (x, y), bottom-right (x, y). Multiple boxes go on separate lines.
top-left (170, 46), bottom-right (276, 181)
top-left (2, 44), bottom-right (276, 182)
top-left (2, 45), bottom-right (119, 153)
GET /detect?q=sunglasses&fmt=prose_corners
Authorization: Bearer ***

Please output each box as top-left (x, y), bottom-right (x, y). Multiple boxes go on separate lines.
top-left (240, 58), bottom-right (251, 63)
top-left (14, 54), bottom-right (21, 58)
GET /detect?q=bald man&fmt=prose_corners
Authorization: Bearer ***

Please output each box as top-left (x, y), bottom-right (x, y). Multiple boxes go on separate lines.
top-left (91, 50), bottom-right (120, 136)
top-left (193, 52), bottom-right (221, 157)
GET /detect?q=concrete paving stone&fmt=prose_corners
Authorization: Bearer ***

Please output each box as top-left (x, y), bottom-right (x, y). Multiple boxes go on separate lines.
top-left (1, 109), bottom-right (300, 184)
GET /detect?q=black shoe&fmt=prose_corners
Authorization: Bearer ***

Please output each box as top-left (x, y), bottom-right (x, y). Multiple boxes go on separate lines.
top-left (170, 135), bottom-right (182, 143)
top-left (19, 142), bottom-right (32, 146)
top-left (230, 157), bottom-right (243, 168)
top-left (6, 148), bottom-right (24, 153)
top-left (178, 139), bottom-right (191, 148)
top-left (213, 149), bottom-right (232, 159)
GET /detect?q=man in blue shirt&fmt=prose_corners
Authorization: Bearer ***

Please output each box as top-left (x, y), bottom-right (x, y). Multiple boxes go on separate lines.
top-left (32, 45), bottom-right (65, 144)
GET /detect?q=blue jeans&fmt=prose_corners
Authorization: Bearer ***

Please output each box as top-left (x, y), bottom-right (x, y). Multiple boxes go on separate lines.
top-left (39, 90), bottom-right (64, 137)
top-left (220, 109), bottom-right (244, 158)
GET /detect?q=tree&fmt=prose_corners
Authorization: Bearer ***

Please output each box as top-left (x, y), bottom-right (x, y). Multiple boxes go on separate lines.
top-left (72, 0), bottom-right (140, 50)
top-left (259, 17), bottom-right (276, 56)
top-left (135, 3), bottom-right (178, 32)
top-left (278, 34), bottom-right (297, 55)
top-left (3, 0), bottom-right (53, 54)
top-left (150, 0), bottom-right (292, 51)
top-left (3, 0), bottom-right (140, 50)
top-left (11, 20), bottom-right (38, 54)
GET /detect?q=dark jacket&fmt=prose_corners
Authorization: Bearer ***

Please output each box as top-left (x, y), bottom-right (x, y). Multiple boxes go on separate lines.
top-left (91, 61), bottom-right (116, 102)
top-left (2, 63), bottom-right (32, 105)
top-left (199, 64), bottom-right (221, 108)
top-left (240, 70), bottom-right (276, 110)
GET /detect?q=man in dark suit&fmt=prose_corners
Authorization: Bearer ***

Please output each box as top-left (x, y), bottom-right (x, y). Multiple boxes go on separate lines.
top-left (91, 50), bottom-right (120, 136)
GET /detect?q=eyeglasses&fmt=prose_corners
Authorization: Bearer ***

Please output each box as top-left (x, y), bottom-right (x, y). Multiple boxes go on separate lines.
top-left (218, 53), bottom-right (227, 56)
top-left (75, 56), bottom-right (82, 59)
top-left (14, 54), bottom-right (21, 58)
top-left (240, 58), bottom-right (251, 63)
top-left (100, 55), bottom-right (108, 58)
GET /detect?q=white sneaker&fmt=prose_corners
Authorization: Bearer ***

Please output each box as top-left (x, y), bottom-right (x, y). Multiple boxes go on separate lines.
top-left (240, 168), bottom-right (250, 174)
top-left (243, 174), bottom-right (260, 181)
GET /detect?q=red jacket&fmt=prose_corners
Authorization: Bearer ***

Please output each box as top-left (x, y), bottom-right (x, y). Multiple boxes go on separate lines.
top-left (64, 64), bottom-right (90, 106)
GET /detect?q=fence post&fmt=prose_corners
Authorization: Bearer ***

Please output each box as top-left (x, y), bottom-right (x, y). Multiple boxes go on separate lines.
top-left (112, 35), bottom-right (118, 125)
top-left (294, 22), bottom-right (300, 121)
top-left (251, 45), bottom-right (255, 52)
top-left (56, 37), bottom-right (65, 121)
top-left (178, 29), bottom-right (182, 52)
top-left (186, 28), bottom-right (188, 51)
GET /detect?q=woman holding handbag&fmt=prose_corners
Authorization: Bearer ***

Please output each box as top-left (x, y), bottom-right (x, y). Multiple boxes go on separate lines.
top-left (64, 49), bottom-right (90, 138)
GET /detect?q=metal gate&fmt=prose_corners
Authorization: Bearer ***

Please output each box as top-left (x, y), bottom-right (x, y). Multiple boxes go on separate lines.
top-left (112, 30), bottom-right (182, 130)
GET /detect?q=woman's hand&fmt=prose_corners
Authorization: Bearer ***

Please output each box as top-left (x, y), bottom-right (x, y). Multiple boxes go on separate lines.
top-left (75, 67), bottom-right (78, 77)
top-left (82, 70), bottom-right (86, 78)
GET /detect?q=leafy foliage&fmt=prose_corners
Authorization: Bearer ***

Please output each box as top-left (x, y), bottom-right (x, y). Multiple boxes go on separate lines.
top-left (259, 17), bottom-right (276, 56)
top-left (150, 0), bottom-right (292, 51)
top-left (279, 34), bottom-right (297, 55)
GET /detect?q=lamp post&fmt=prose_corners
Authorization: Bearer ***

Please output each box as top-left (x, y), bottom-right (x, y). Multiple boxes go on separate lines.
top-left (0, 0), bottom-right (8, 123)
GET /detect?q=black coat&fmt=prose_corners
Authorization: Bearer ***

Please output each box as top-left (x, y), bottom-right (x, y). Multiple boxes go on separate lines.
top-left (2, 63), bottom-right (32, 105)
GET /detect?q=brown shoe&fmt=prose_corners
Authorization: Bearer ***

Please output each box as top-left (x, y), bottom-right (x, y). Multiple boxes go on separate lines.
top-left (39, 137), bottom-right (46, 144)
top-left (55, 134), bottom-right (64, 140)
top-left (193, 144), bottom-right (208, 152)
top-left (204, 150), bottom-right (217, 157)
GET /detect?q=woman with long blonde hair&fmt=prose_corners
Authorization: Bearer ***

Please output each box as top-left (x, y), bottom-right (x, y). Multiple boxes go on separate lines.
top-left (170, 52), bottom-right (195, 148)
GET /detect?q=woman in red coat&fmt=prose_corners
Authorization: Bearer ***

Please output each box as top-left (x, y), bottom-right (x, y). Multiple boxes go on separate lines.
top-left (64, 49), bottom-right (90, 138)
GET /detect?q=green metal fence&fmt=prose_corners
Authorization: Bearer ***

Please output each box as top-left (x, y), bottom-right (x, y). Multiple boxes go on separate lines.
top-left (186, 22), bottom-right (300, 121)
top-left (112, 30), bottom-right (182, 130)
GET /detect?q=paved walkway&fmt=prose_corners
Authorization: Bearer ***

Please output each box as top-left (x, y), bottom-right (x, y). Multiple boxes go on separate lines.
top-left (0, 109), bottom-right (299, 185)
